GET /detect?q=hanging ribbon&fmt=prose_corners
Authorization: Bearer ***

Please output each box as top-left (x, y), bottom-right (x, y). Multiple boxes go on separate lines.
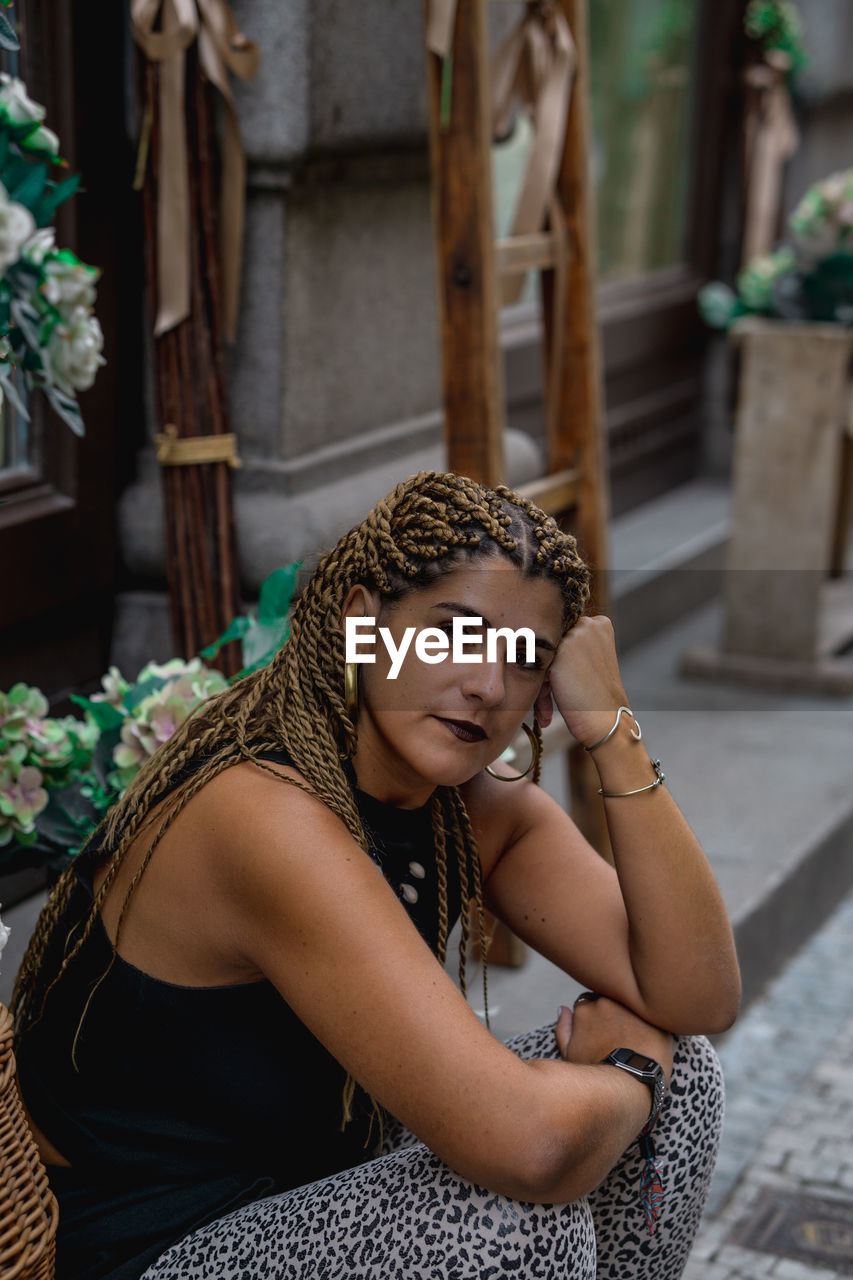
top-left (130, 0), bottom-right (259, 340)
top-left (491, 1), bottom-right (576, 305)
top-left (426, 0), bottom-right (456, 60)
top-left (155, 422), bottom-right (241, 466)
top-left (426, 0), bottom-right (458, 129)
top-left (741, 50), bottom-right (799, 267)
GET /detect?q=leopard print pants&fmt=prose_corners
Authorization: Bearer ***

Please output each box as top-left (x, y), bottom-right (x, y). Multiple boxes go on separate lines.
top-left (142, 1030), bottom-right (723, 1279)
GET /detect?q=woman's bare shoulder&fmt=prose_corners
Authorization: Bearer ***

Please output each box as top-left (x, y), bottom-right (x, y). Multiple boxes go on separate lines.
top-left (196, 755), bottom-right (351, 862)
top-left (461, 767), bottom-right (561, 877)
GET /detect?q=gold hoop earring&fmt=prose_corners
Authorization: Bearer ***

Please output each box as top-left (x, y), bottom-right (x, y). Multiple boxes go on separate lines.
top-left (485, 722), bottom-right (540, 782)
top-left (344, 661), bottom-right (359, 719)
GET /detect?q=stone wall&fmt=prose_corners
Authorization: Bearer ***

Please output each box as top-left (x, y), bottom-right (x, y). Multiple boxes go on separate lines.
top-left (784, 0), bottom-right (853, 212)
top-left (115, 2), bottom-right (539, 671)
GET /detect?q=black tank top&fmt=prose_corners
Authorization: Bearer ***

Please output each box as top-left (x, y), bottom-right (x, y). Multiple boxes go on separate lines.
top-left (16, 757), bottom-right (465, 1280)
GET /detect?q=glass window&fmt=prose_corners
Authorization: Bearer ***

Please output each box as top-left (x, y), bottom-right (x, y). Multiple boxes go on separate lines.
top-left (492, 0), bottom-right (701, 295)
top-left (0, 379), bottom-right (35, 483)
top-left (589, 0), bottom-right (699, 283)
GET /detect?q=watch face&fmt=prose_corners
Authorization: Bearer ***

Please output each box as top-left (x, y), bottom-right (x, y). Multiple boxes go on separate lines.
top-left (613, 1049), bottom-right (658, 1075)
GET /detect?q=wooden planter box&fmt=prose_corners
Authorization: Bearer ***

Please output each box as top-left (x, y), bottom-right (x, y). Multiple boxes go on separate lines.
top-left (684, 318), bottom-right (853, 694)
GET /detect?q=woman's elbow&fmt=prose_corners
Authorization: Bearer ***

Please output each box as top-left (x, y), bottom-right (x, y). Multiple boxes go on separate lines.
top-left (483, 1117), bottom-right (598, 1205)
top-left (666, 972), bottom-right (742, 1037)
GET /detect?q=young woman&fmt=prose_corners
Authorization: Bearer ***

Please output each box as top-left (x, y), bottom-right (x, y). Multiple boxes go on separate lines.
top-left (13, 471), bottom-right (740, 1280)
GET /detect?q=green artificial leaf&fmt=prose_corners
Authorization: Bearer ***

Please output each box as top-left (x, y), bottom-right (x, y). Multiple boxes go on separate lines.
top-left (198, 562), bottom-right (300, 677)
top-left (257, 562), bottom-right (301, 623)
top-left (0, 363), bottom-right (30, 419)
top-left (0, 7), bottom-right (19, 49)
top-left (31, 782), bottom-right (100, 858)
top-left (70, 695), bottom-right (124, 731)
top-left (0, 154), bottom-right (31, 194)
top-left (87, 725), bottom-right (123, 794)
top-left (241, 617), bottom-right (290, 669)
top-left (33, 172), bottom-right (80, 226)
top-left (42, 381), bottom-right (84, 436)
top-left (8, 161), bottom-right (47, 208)
top-left (9, 297), bottom-right (42, 351)
top-left (697, 282), bottom-right (739, 330)
top-left (20, 348), bottom-right (45, 373)
top-left (122, 676), bottom-right (168, 713)
top-left (199, 614), bottom-right (251, 659)
top-left (801, 252), bottom-right (853, 324)
top-left (0, 131), bottom-right (8, 168)
top-left (234, 652), bottom-right (279, 678)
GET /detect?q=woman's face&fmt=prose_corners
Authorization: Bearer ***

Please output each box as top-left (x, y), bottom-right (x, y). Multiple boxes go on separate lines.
top-left (342, 558), bottom-right (564, 805)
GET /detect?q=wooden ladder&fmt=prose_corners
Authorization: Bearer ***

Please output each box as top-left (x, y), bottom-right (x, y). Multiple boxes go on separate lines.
top-left (424, 0), bottom-right (612, 868)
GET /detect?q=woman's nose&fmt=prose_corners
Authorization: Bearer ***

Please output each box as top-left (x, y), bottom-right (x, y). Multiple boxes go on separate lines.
top-left (461, 657), bottom-right (506, 705)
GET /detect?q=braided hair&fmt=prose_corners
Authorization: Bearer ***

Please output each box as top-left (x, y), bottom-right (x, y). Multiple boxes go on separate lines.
top-left (12, 472), bottom-right (590, 1098)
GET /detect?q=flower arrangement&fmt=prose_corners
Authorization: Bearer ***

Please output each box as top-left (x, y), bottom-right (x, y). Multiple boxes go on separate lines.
top-left (0, 5), bottom-right (104, 434)
top-left (699, 168), bottom-right (853, 330)
top-left (0, 660), bottom-right (227, 868)
top-left (744, 0), bottom-right (808, 80)
top-left (0, 563), bottom-right (300, 874)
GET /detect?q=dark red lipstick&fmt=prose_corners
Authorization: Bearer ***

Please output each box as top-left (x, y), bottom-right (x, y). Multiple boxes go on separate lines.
top-left (437, 718), bottom-right (487, 742)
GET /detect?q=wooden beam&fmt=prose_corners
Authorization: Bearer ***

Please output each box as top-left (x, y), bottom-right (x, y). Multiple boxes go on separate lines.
top-left (424, 0), bottom-right (505, 486)
top-left (495, 231), bottom-right (560, 277)
top-left (515, 466), bottom-right (581, 515)
top-left (541, 0), bottom-right (611, 611)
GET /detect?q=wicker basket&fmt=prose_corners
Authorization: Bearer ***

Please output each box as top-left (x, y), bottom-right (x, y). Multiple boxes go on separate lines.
top-left (0, 1003), bottom-right (58, 1280)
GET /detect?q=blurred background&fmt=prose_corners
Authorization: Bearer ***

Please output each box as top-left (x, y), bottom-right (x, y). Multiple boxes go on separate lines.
top-left (2, 8), bottom-right (853, 1272)
top-left (1, 0), bottom-right (852, 994)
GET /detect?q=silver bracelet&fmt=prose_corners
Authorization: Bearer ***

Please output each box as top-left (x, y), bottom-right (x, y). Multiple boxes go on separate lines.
top-left (597, 757), bottom-right (666, 798)
top-left (584, 705), bottom-right (642, 753)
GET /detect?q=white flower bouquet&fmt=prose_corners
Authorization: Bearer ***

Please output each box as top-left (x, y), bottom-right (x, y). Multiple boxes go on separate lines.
top-left (0, 34), bottom-right (104, 434)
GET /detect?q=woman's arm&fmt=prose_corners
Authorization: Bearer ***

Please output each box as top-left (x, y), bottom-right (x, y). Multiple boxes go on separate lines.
top-left (473, 615), bottom-right (741, 1035)
top-left (202, 761), bottom-right (671, 1204)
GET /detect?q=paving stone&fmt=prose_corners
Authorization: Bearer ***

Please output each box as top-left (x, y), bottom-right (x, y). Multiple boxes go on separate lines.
top-left (688, 889), bottom-right (853, 1267)
top-left (770, 1258), bottom-right (841, 1279)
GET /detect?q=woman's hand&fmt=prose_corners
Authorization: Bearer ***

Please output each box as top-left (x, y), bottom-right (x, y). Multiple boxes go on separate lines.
top-left (533, 615), bottom-right (632, 749)
top-left (555, 997), bottom-right (674, 1085)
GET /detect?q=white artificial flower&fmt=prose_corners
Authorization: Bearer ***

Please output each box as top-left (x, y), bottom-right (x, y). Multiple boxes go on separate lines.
top-left (0, 74), bottom-right (46, 126)
top-left (24, 124), bottom-right (60, 158)
top-left (46, 305), bottom-right (105, 393)
top-left (0, 903), bottom-right (9, 976)
top-left (22, 226), bottom-right (56, 265)
top-left (43, 256), bottom-right (99, 314)
top-left (0, 181), bottom-right (36, 273)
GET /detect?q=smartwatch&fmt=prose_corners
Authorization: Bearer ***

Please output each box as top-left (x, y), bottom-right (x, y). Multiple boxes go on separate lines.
top-left (602, 1047), bottom-right (666, 1128)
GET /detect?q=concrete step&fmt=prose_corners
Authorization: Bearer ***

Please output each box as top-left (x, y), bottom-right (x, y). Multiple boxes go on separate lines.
top-left (610, 477), bottom-right (730, 652)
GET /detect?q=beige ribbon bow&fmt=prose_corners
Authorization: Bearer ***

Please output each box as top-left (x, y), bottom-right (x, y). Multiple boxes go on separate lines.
top-left (131, 0), bottom-right (259, 340)
top-left (492, 1), bottom-right (576, 305)
top-left (741, 50), bottom-right (799, 267)
top-left (426, 0), bottom-right (457, 59)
